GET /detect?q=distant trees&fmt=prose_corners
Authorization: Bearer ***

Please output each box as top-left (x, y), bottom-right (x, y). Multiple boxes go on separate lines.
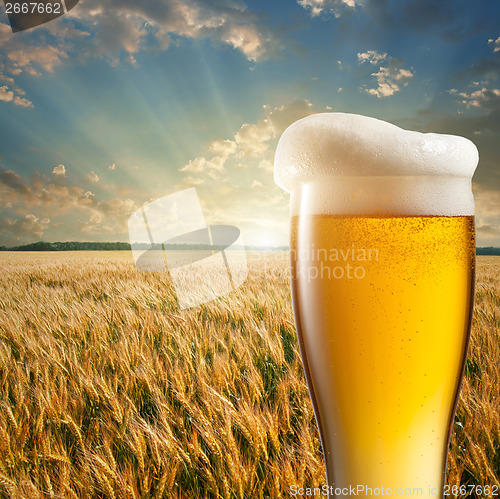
top-left (0, 241), bottom-right (498, 253)
top-left (476, 247), bottom-right (500, 255)
top-left (0, 241), bottom-right (131, 251)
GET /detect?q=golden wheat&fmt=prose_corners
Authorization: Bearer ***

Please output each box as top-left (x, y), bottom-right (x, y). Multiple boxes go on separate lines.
top-left (0, 251), bottom-right (497, 498)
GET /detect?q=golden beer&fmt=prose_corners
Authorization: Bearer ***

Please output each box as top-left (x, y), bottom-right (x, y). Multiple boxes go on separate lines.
top-left (291, 215), bottom-right (475, 495)
top-left (274, 112), bottom-right (478, 498)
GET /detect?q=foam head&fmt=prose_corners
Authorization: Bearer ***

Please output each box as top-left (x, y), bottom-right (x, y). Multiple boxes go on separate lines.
top-left (274, 113), bottom-right (479, 216)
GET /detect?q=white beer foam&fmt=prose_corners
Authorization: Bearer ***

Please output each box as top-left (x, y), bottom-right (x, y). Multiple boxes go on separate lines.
top-left (274, 113), bottom-right (479, 216)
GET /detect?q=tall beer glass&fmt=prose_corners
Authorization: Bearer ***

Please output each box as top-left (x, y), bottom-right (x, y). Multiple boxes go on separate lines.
top-left (274, 113), bottom-right (478, 497)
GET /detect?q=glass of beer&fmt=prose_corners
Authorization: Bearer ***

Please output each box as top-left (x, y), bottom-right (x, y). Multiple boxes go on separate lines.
top-left (274, 113), bottom-right (478, 497)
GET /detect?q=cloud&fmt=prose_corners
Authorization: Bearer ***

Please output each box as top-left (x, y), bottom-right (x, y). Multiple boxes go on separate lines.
top-left (473, 184), bottom-right (500, 245)
top-left (298, 0), bottom-right (485, 41)
top-left (450, 86), bottom-right (500, 110)
top-left (0, 38), bottom-right (69, 107)
top-left (0, 168), bottom-right (32, 196)
top-left (357, 50), bottom-right (387, 65)
top-left (0, 85), bottom-right (14, 102)
top-left (0, 214), bottom-right (50, 246)
top-left (459, 36), bottom-right (500, 85)
top-left (450, 40), bottom-right (500, 112)
top-left (221, 24), bottom-right (273, 62)
top-left (439, 38), bottom-right (500, 211)
top-left (0, 73), bottom-right (15, 86)
top-left (234, 120), bottom-right (274, 157)
top-left (7, 45), bottom-right (69, 76)
top-left (298, 0), bottom-right (362, 18)
top-left (78, 197), bottom-right (137, 234)
top-left (358, 0), bottom-right (492, 42)
top-left (78, 212), bottom-right (104, 234)
top-left (180, 156), bottom-right (226, 177)
top-left (0, 166), bottom-right (139, 244)
top-left (365, 67), bottom-right (414, 98)
top-left (464, 59), bottom-right (500, 83)
top-left (358, 51), bottom-right (414, 98)
top-left (475, 184), bottom-right (500, 220)
top-left (180, 117), bottom-right (276, 176)
top-left (0, 83), bottom-right (33, 107)
top-left (52, 164), bottom-right (67, 176)
top-left (87, 171), bottom-right (100, 183)
top-left (0, 1), bottom-right (281, 106)
top-left (174, 99), bottom-right (324, 245)
top-left (489, 37), bottom-right (500, 53)
top-left (66, 0), bottom-right (279, 63)
top-left (179, 99), bottom-right (318, 177)
top-left (13, 96), bottom-right (34, 107)
top-left (397, 0), bottom-right (466, 37)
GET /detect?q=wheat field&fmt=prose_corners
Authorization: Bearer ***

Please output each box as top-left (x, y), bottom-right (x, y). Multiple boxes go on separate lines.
top-left (0, 251), bottom-right (498, 498)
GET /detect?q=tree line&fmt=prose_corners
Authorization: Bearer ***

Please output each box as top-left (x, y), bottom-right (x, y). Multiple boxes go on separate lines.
top-left (0, 241), bottom-right (498, 254)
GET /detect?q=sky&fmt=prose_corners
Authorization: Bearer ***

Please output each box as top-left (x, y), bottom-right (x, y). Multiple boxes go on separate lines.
top-left (0, 0), bottom-right (499, 247)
